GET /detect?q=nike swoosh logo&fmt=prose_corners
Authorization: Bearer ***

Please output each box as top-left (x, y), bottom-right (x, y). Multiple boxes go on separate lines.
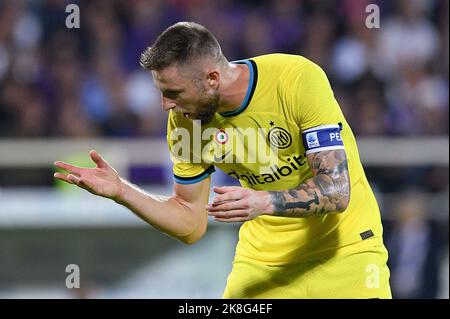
top-left (213, 151), bottom-right (231, 163)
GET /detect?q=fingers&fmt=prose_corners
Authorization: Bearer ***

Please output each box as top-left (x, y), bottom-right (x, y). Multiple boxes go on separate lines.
top-left (207, 199), bottom-right (248, 212)
top-left (54, 161), bottom-right (83, 175)
top-left (53, 172), bottom-right (81, 185)
top-left (53, 172), bottom-right (74, 184)
top-left (208, 209), bottom-right (248, 220)
top-left (214, 217), bottom-right (247, 223)
top-left (212, 186), bottom-right (245, 205)
top-left (53, 161), bottom-right (83, 185)
top-left (68, 174), bottom-right (82, 185)
top-left (213, 186), bottom-right (242, 194)
top-left (90, 150), bottom-right (108, 168)
top-left (54, 150), bottom-right (108, 174)
top-left (212, 190), bottom-right (243, 204)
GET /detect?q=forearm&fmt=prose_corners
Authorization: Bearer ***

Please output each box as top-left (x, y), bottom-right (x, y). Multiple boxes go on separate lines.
top-left (268, 174), bottom-right (350, 217)
top-left (268, 150), bottom-right (350, 218)
top-left (114, 179), bottom-right (205, 243)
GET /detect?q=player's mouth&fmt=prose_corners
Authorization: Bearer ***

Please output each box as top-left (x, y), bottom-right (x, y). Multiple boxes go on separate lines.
top-left (183, 112), bottom-right (191, 119)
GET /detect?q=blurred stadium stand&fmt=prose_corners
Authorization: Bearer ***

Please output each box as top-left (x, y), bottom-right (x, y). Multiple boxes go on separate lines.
top-left (0, 0), bottom-right (448, 298)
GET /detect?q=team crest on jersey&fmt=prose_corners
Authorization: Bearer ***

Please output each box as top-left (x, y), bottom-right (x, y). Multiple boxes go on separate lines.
top-left (215, 129), bottom-right (228, 144)
top-left (306, 132), bottom-right (320, 148)
top-left (267, 127), bottom-right (292, 149)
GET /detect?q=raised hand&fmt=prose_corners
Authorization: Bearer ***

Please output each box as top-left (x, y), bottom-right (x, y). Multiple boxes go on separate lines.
top-left (54, 150), bottom-right (123, 200)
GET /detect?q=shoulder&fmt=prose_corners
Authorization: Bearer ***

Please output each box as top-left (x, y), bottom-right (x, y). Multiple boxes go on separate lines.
top-left (251, 54), bottom-right (325, 86)
top-left (250, 53), bottom-right (311, 71)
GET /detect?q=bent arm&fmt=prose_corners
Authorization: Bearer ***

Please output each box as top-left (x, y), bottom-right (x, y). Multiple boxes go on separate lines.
top-left (268, 149), bottom-right (350, 217)
top-left (206, 149), bottom-right (350, 222)
top-left (54, 150), bottom-right (210, 244)
top-left (115, 177), bottom-right (210, 244)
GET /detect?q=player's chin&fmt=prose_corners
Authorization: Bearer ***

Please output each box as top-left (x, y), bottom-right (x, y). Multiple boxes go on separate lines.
top-left (195, 111), bottom-right (215, 125)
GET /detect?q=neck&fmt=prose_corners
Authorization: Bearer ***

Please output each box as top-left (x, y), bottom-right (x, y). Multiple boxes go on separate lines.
top-left (216, 63), bottom-right (249, 114)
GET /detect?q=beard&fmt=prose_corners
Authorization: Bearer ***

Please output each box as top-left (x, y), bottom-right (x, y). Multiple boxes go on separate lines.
top-left (192, 91), bottom-right (220, 125)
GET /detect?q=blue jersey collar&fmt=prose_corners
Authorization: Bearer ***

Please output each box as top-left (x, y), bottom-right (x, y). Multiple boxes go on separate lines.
top-left (219, 59), bottom-right (258, 117)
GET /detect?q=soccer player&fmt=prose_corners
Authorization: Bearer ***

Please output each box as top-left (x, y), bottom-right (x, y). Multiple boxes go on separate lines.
top-left (54, 22), bottom-right (391, 298)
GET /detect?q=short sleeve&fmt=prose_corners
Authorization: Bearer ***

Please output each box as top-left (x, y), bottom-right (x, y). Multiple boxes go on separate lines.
top-left (167, 112), bottom-right (215, 184)
top-left (283, 59), bottom-right (347, 154)
top-left (290, 60), bottom-right (345, 132)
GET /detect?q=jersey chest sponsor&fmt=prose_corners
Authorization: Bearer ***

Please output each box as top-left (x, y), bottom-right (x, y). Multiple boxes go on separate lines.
top-left (226, 154), bottom-right (307, 186)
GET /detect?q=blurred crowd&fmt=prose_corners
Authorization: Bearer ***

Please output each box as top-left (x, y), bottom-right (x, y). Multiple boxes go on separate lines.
top-left (385, 190), bottom-right (446, 299)
top-left (0, 0), bottom-right (448, 137)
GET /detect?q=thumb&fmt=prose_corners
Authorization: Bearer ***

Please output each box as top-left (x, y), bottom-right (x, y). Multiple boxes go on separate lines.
top-left (90, 150), bottom-right (107, 168)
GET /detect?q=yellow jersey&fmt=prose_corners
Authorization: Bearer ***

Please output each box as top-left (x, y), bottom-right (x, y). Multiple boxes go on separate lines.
top-left (167, 54), bottom-right (385, 265)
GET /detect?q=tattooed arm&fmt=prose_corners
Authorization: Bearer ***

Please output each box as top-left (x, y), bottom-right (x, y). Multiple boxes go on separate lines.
top-left (206, 149), bottom-right (350, 222)
top-left (269, 149), bottom-right (350, 217)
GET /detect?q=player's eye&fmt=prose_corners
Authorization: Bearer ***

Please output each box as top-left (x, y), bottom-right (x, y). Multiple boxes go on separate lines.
top-left (163, 90), bottom-right (182, 99)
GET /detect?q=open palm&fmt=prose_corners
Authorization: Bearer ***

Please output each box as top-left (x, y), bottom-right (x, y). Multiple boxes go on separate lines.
top-left (54, 150), bottom-right (122, 200)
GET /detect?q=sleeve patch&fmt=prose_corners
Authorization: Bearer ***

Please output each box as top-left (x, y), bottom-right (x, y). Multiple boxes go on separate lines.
top-left (302, 124), bottom-right (344, 154)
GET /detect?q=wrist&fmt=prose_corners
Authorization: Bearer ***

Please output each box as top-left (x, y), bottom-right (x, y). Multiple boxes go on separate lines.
top-left (112, 177), bottom-right (128, 205)
top-left (261, 191), bottom-right (275, 215)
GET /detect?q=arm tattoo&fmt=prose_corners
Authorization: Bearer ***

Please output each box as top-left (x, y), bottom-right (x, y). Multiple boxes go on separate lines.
top-left (269, 149), bottom-right (350, 217)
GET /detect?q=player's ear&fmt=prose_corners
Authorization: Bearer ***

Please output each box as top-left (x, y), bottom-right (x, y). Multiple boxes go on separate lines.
top-left (206, 70), bottom-right (220, 89)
